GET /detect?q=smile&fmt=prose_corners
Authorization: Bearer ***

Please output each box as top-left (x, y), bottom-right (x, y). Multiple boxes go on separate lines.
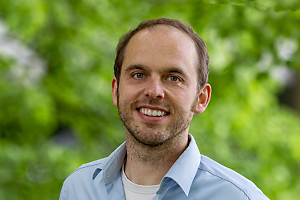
top-left (138, 108), bottom-right (168, 117)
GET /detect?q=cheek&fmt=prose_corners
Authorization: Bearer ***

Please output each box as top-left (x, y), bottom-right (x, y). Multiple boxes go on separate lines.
top-left (170, 88), bottom-right (196, 104)
top-left (119, 84), bottom-right (142, 103)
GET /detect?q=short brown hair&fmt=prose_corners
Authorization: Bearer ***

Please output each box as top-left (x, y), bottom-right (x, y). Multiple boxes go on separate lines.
top-left (114, 17), bottom-right (209, 89)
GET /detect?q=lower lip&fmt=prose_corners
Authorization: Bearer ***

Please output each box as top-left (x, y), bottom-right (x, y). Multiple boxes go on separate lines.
top-left (136, 110), bottom-right (168, 122)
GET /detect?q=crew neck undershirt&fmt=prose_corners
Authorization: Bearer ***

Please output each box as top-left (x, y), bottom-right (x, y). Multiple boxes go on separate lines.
top-left (121, 165), bottom-right (160, 200)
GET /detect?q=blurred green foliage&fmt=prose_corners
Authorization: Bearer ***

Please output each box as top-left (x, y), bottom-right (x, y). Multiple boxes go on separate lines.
top-left (1, 0), bottom-right (300, 199)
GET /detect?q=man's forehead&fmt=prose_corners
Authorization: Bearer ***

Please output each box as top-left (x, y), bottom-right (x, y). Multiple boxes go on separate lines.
top-left (133, 24), bottom-right (189, 40)
top-left (125, 25), bottom-right (196, 58)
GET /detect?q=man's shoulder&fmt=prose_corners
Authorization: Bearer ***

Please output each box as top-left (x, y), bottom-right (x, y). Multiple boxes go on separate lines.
top-left (59, 157), bottom-right (113, 200)
top-left (63, 142), bottom-right (126, 185)
top-left (74, 157), bottom-right (109, 173)
top-left (196, 154), bottom-right (269, 200)
top-left (64, 156), bottom-right (109, 183)
top-left (198, 154), bottom-right (253, 187)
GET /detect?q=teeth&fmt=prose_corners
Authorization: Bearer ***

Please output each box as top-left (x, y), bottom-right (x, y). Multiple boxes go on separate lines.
top-left (152, 110), bottom-right (157, 116)
top-left (157, 111), bottom-right (161, 116)
top-left (140, 108), bottom-right (167, 117)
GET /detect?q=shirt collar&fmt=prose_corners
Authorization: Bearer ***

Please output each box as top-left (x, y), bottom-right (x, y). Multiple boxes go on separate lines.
top-left (102, 141), bottom-right (127, 184)
top-left (97, 134), bottom-right (201, 196)
top-left (163, 134), bottom-right (201, 196)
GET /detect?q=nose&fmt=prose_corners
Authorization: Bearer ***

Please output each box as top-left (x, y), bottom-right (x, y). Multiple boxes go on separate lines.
top-left (144, 78), bottom-right (165, 99)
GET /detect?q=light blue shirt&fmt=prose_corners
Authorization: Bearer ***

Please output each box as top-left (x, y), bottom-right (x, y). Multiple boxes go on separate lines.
top-left (59, 135), bottom-right (269, 200)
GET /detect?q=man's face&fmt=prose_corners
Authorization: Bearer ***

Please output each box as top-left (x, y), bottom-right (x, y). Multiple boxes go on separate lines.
top-left (112, 25), bottom-right (210, 147)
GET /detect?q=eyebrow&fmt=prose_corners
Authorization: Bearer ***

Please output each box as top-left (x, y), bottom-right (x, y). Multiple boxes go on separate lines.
top-left (125, 64), bottom-right (188, 77)
top-left (162, 67), bottom-right (186, 77)
top-left (124, 64), bottom-right (150, 72)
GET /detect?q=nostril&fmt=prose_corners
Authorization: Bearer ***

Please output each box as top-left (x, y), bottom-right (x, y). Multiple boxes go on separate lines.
top-left (143, 82), bottom-right (165, 99)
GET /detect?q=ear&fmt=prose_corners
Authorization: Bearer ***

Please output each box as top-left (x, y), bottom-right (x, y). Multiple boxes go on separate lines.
top-left (194, 83), bottom-right (211, 114)
top-left (111, 77), bottom-right (118, 107)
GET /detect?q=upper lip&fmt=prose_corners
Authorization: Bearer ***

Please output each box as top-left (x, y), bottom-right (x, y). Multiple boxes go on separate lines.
top-left (137, 105), bottom-right (170, 113)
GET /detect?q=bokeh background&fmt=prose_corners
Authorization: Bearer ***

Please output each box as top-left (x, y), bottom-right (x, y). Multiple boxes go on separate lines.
top-left (1, 0), bottom-right (300, 199)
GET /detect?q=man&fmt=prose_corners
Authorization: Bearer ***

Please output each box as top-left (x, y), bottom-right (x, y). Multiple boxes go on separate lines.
top-left (59, 18), bottom-right (269, 200)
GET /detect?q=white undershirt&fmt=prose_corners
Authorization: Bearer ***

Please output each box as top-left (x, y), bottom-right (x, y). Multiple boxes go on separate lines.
top-left (121, 165), bottom-right (160, 200)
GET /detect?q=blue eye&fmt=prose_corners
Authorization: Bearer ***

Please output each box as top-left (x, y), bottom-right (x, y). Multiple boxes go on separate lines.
top-left (133, 73), bottom-right (144, 79)
top-left (168, 76), bottom-right (180, 82)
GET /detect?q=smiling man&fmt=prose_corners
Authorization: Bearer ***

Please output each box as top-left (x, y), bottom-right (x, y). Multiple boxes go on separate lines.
top-left (59, 18), bottom-right (269, 200)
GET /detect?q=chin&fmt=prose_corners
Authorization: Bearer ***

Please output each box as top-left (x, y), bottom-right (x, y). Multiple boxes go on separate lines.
top-left (131, 130), bottom-right (173, 147)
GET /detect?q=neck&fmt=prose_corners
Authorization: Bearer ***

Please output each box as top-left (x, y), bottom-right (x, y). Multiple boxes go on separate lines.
top-left (124, 131), bottom-right (189, 185)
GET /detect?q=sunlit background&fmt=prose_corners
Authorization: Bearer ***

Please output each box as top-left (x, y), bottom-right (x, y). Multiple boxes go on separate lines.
top-left (1, 0), bottom-right (300, 199)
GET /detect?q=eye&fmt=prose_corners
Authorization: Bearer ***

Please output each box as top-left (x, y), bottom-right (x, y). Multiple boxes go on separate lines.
top-left (167, 76), bottom-right (180, 82)
top-left (133, 73), bottom-right (144, 79)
